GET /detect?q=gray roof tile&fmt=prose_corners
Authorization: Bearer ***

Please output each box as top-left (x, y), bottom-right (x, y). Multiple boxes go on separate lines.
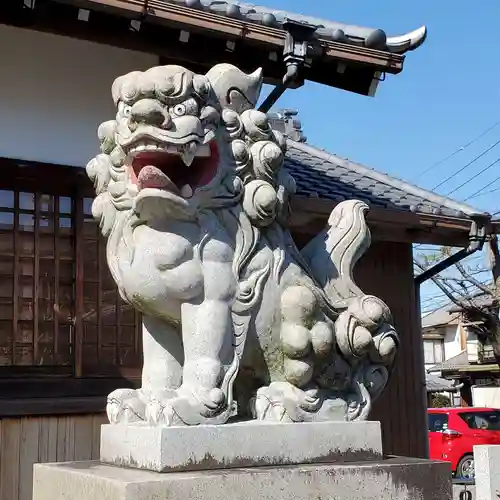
top-left (427, 351), bottom-right (469, 373)
top-left (426, 373), bottom-right (458, 393)
top-left (284, 141), bottom-right (490, 219)
top-left (162, 0), bottom-right (427, 54)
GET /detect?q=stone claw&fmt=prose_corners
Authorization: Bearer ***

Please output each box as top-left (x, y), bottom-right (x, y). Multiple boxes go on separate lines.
top-left (142, 387), bottom-right (229, 426)
top-left (106, 388), bottom-right (146, 424)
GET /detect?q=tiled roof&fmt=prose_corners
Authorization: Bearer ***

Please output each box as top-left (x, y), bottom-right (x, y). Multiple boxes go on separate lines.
top-left (283, 141), bottom-right (489, 220)
top-left (427, 351), bottom-right (469, 373)
top-left (422, 306), bottom-right (460, 329)
top-left (426, 373), bottom-right (458, 393)
top-left (165, 0), bottom-right (427, 55)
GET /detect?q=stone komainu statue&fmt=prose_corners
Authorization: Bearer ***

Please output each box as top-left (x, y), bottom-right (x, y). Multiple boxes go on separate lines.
top-left (86, 63), bottom-right (398, 426)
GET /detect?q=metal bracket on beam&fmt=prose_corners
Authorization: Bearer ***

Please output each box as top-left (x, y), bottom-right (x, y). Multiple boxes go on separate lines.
top-left (258, 20), bottom-right (317, 113)
top-left (414, 219), bottom-right (488, 286)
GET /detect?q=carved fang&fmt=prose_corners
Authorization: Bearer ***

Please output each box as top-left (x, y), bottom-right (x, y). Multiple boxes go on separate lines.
top-left (181, 143), bottom-right (197, 166)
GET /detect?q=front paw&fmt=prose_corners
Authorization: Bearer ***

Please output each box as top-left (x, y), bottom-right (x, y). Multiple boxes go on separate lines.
top-left (106, 388), bottom-right (146, 424)
top-left (144, 387), bottom-right (228, 426)
top-left (144, 389), bottom-right (178, 425)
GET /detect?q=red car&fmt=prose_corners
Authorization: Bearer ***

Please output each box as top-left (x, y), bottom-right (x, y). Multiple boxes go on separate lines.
top-left (428, 407), bottom-right (500, 479)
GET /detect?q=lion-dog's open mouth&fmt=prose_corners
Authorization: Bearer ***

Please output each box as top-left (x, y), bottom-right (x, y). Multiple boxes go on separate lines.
top-left (126, 138), bottom-right (219, 199)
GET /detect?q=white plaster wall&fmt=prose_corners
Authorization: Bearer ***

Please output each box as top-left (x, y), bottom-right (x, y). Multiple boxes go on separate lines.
top-left (443, 324), bottom-right (462, 360)
top-left (0, 25), bottom-right (158, 167)
top-left (466, 330), bottom-right (480, 363)
top-left (472, 386), bottom-right (500, 408)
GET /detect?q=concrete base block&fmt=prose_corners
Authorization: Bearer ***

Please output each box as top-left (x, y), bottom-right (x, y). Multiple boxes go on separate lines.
top-left (100, 420), bottom-right (383, 472)
top-left (33, 458), bottom-right (452, 500)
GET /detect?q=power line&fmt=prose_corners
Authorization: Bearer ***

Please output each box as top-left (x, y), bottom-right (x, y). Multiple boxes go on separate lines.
top-left (432, 138), bottom-right (500, 191)
top-left (446, 156), bottom-right (500, 196)
top-left (412, 120), bottom-right (500, 182)
top-left (463, 172), bottom-right (500, 201)
top-left (467, 184), bottom-right (500, 200)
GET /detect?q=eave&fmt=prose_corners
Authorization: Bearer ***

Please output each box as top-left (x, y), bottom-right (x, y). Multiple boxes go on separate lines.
top-left (74, 0), bottom-right (404, 69)
top-left (288, 197), bottom-right (482, 246)
top-left (1, 0), bottom-right (405, 95)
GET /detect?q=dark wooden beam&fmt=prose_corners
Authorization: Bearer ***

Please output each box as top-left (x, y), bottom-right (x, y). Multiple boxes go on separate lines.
top-left (0, 374), bottom-right (140, 417)
top-left (0, 396), bottom-right (106, 417)
top-left (289, 198), bottom-right (473, 247)
top-left (66, 0), bottom-right (403, 73)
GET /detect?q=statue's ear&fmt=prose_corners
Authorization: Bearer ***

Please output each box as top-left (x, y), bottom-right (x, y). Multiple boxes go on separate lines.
top-left (205, 64), bottom-right (263, 113)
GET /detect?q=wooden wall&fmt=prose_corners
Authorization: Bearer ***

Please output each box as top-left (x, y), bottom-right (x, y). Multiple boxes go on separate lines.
top-left (355, 240), bottom-right (427, 458)
top-left (0, 413), bottom-right (106, 500)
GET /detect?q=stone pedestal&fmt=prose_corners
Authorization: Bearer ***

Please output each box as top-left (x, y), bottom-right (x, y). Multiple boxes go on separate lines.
top-left (33, 457), bottom-right (452, 500)
top-left (32, 421), bottom-right (453, 500)
top-left (100, 421), bottom-right (383, 472)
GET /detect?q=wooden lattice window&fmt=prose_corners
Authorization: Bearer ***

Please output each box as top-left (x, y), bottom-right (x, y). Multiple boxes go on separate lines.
top-left (0, 190), bottom-right (74, 369)
top-left (0, 160), bottom-right (142, 380)
top-left (78, 197), bottom-right (142, 377)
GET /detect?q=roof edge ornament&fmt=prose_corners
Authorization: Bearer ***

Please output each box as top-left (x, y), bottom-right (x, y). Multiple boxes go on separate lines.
top-left (386, 25), bottom-right (427, 54)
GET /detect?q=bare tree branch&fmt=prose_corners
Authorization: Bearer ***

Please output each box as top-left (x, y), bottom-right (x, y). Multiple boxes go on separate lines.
top-left (414, 259), bottom-right (468, 309)
top-left (455, 260), bottom-right (493, 296)
top-left (416, 238), bottom-right (500, 367)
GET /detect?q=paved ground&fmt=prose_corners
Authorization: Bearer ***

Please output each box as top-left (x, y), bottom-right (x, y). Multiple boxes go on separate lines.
top-left (453, 484), bottom-right (475, 500)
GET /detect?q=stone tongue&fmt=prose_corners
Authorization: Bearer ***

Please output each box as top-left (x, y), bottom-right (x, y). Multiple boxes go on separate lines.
top-left (137, 165), bottom-right (179, 193)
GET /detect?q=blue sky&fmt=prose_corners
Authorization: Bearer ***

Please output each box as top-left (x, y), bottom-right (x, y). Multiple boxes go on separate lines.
top-left (255, 0), bottom-right (500, 314)
top-left (254, 0), bottom-right (500, 212)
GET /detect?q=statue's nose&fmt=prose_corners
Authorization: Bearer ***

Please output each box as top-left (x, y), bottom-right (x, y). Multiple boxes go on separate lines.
top-left (130, 99), bottom-right (170, 128)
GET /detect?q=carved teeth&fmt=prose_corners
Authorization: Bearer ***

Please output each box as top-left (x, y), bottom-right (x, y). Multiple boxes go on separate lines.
top-left (128, 140), bottom-right (209, 160)
top-left (180, 184), bottom-right (193, 198)
top-left (181, 142), bottom-right (197, 166)
top-left (130, 140), bottom-right (167, 154)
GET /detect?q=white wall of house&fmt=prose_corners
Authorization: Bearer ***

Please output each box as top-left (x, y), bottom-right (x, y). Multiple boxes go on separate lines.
top-left (443, 323), bottom-right (462, 360)
top-left (472, 386), bottom-right (500, 407)
top-left (0, 25), bottom-right (158, 168)
top-left (466, 333), bottom-right (480, 363)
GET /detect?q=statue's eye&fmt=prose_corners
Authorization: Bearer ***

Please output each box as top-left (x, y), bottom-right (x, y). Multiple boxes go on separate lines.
top-left (173, 104), bottom-right (186, 116)
top-left (171, 99), bottom-right (198, 117)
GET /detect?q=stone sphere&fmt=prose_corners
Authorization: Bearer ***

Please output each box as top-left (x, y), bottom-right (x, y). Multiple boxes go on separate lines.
top-left (253, 182), bottom-right (277, 212)
top-left (362, 297), bottom-right (385, 324)
top-left (310, 321), bottom-right (334, 357)
top-left (281, 322), bottom-right (311, 358)
top-left (376, 335), bottom-right (397, 361)
top-left (351, 326), bottom-right (373, 355)
top-left (209, 388), bottom-right (225, 406)
top-left (280, 286), bottom-right (317, 324)
top-left (284, 357), bottom-right (314, 387)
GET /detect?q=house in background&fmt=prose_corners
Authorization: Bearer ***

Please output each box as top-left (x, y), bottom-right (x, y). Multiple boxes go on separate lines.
top-left (422, 305), bottom-right (462, 372)
top-left (423, 298), bottom-right (500, 407)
